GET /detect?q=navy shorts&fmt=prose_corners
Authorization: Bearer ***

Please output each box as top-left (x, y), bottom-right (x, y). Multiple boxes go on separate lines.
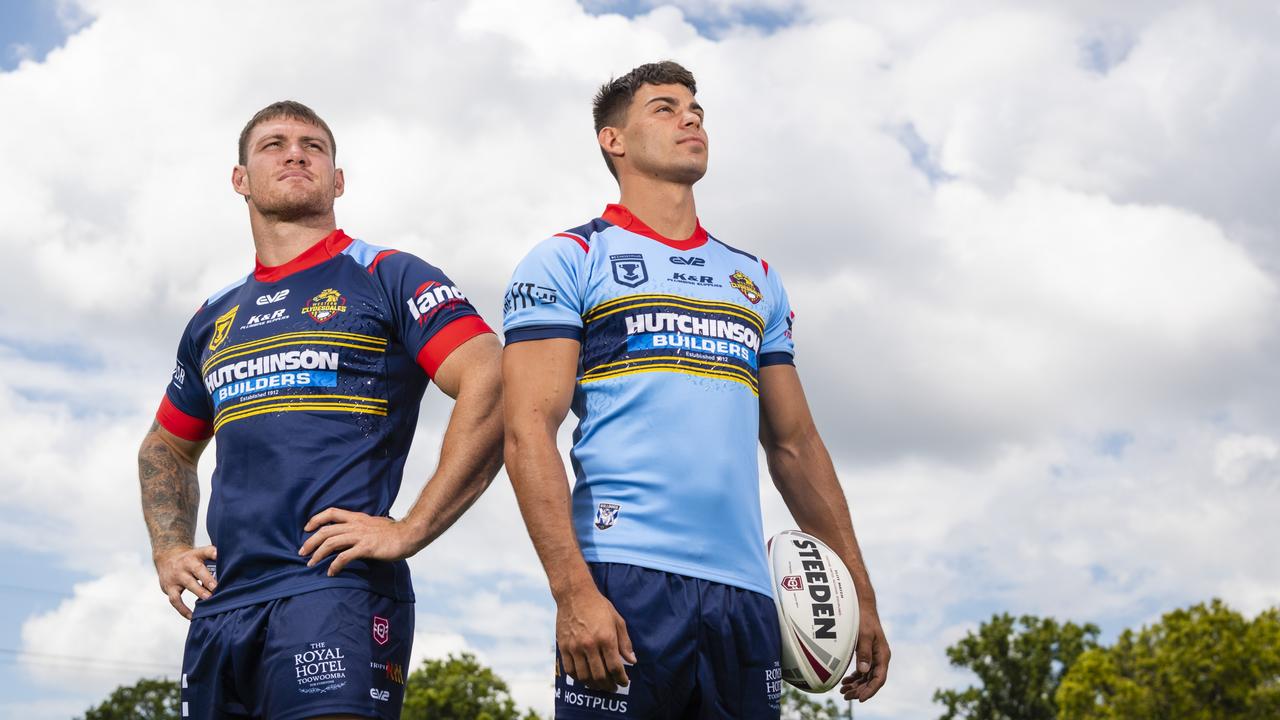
top-left (555, 563), bottom-right (782, 719)
top-left (180, 588), bottom-right (413, 720)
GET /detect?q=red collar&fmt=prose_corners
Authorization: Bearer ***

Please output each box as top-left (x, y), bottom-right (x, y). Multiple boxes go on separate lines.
top-left (602, 204), bottom-right (708, 250)
top-left (254, 229), bottom-right (353, 282)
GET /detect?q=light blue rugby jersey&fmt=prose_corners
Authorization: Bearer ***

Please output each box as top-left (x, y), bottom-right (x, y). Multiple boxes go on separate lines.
top-left (503, 204), bottom-right (796, 596)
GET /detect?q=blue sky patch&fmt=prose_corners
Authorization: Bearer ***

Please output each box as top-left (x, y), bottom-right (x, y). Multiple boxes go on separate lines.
top-left (579, 0), bottom-right (801, 39)
top-left (0, 0), bottom-right (93, 71)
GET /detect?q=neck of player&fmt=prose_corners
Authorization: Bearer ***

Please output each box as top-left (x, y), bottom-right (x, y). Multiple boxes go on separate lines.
top-left (617, 177), bottom-right (698, 240)
top-left (248, 207), bottom-right (339, 268)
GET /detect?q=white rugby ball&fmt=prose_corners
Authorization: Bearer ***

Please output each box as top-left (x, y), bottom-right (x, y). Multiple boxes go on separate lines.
top-left (767, 530), bottom-right (858, 693)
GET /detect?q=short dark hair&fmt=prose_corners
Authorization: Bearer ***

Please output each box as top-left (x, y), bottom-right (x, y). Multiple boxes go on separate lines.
top-left (592, 61), bottom-right (697, 178)
top-left (237, 100), bottom-right (336, 165)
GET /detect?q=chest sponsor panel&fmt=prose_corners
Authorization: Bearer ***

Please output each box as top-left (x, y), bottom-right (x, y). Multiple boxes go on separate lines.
top-left (200, 328), bottom-right (389, 432)
top-left (581, 293), bottom-right (764, 394)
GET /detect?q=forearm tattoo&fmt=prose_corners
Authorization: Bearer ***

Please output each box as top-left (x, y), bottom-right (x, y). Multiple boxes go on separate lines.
top-left (138, 421), bottom-right (200, 554)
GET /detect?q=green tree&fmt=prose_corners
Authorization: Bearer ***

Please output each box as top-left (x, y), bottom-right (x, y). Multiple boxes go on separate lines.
top-left (781, 684), bottom-right (850, 719)
top-left (933, 613), bottom-right (1100, 720)
top-left (1057, 599), bottom-right (1280, 719)
top-left (402, 651), bottom-right (542, 720)
top-left (79, 677), bottom-right (181, 720)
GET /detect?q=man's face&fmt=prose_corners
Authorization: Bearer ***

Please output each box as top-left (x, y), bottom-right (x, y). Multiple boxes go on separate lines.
top-left (614, 83), bottom-right (708, 185)
top-left (233, 117), bottom-right (343, 219)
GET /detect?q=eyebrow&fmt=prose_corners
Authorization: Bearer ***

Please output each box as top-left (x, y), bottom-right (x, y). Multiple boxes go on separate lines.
top-left (645, 96), bottom-right (704, 113)
top-left (256, 133), bottom-right (330, 150)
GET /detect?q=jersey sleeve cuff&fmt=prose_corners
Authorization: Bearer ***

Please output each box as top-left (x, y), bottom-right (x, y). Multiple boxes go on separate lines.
top-left (416, 315), bottom-right (495, 378)
top-left (759, 351), bottom-right (795, 367)
top-left (503, 324), bottom-right (584, 345)
top-left (156, 395), bottom-right (214, 441)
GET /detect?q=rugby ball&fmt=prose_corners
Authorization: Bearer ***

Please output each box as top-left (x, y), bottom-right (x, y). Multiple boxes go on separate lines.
top-left (767, 530), bottom-right (858, 693)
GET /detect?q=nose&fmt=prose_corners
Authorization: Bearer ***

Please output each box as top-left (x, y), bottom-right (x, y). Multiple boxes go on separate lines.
top-left (285, 141), bottom-right (309, 165)
top-left (682, 110), bottom-right (701, 129)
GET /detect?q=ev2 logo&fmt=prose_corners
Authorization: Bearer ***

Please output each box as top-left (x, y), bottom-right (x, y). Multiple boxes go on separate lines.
top-left (256, 289), bottom-right (290, 305)
top-left (669, 256), bottom-right (706, 266)
top-left (369, 688), bottom-right (390, 702)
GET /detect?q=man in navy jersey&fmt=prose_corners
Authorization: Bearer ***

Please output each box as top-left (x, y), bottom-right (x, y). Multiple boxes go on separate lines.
top-left (503, 62), bottom-right (890, 718)
top-left (138, 101), bottom-right (503, 720)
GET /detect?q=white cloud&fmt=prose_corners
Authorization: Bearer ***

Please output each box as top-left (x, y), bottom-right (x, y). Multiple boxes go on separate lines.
top-left (3, 2), bottom-right (1280, 718)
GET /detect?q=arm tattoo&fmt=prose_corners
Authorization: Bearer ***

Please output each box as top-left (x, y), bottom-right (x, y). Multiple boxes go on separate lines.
top-left (138, 421), bottom-right (200, 555)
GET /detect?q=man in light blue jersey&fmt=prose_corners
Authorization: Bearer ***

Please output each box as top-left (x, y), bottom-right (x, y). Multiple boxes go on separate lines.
top-left (503, 62), bottom-right (889, 718)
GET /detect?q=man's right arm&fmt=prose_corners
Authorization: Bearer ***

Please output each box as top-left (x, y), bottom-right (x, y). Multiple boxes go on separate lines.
top-left (503, 338), bottom-right (636, 691)
top-left (138, 421), bottom-right (216, 619)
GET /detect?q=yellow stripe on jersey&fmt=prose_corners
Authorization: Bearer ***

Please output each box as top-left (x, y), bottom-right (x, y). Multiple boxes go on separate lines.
top-left (203, 330), bottom-right (386, 372)
top-left (581, 362), bottom-right (759, 395)
top-left (585, 354), bottom-right (757, 385)
top-left (213, 400), bottom-right (388, 433)
top-left (583, 293), bottom-right (764, 332)
top-left (203, 338), bottom-right (385, 376)
top-left (214, 393), bottom-right (388, 421)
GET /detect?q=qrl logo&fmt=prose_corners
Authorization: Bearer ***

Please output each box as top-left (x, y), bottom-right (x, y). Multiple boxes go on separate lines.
top-left (372, 616), bottom-right (390, 646)
top-left (781, 575), bottom-right (803, 592)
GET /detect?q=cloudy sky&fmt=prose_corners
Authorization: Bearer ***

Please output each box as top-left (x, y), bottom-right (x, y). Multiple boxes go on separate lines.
top-left (1, 0), bottom-right (1278, 717)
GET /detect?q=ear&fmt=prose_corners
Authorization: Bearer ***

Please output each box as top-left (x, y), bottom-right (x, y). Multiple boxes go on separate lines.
top-left (333, 167), bottom-right (345, 199)
top-left (598, 126), bottom-right (625, 162)
top-left (231, 165), bottom-right (250, 199)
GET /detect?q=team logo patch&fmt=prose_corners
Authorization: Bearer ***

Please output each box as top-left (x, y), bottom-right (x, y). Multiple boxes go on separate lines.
top-left (595, 502), bottom-right (621, 530)
top-left (301, 288), bottom-right (348, 323)
top-left (610, 254), bottom-right (648, 288)
top-left (729, 270), bottom-right (763, 304)
top-left (372, 616), bottom-right (390, 646)
top-left (209, 305), bottom-right (239, 351)
top-left (781, 575), bottom-right (803, 592)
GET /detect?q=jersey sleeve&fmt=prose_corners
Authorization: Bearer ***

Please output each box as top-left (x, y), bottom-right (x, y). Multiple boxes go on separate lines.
top-left (376, 252), bottom-right (494, 379)
top-left (156, 312), bottom-right (215, 441)
top-left (502, 235), bottom-right (588, 344)
top-left (759, 263), bottom-right (796, 367)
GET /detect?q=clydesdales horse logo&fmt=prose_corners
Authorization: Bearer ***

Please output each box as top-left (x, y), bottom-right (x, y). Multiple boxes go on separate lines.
top-left (301, 288), bottom-right (348, 323)
top-left (729, 270), bottom-right (763, 304)
top-left (209, 305), bottom-right (239, 351)
top-left (372, 615), bottom-right (390, 646)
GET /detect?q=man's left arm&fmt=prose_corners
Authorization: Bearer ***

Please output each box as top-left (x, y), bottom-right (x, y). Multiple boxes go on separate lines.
top-left (299, 333), bottom-right (504, 573)
top-left (759, 363), bottom-right (890, 702)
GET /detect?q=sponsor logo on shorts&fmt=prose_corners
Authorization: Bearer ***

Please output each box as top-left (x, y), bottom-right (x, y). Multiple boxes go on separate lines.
top-left (256, 289), bottom-right (290, 305)
top-left (372, 615), bottom-right (390, 646)
top-left (209, 305), bottom-right (239, 351)
top-left (595, 502), bottom-right (620, 530)
top-left (765, 662), bottom-right (783, 706)
top-left (781, 575), bottom-right (803, 592)
top-left (558, 660), bottom-right (632, 714)
top-left (295, 641), bottom-right (347, 694)
top-left (372, 661), bottom-right (405, 685)
top-left (610, 254), bottom-right (648, 288)
top-left (729, 270), bottom-right (763, 304)
top-left (241, 308), bottom-right (288, 329)
top-left (301, 289), bottom-right (348, 323)
top-left (407, 281), bottom-right (467, 325)
top-left (504, 281), bottom-right (558, 312)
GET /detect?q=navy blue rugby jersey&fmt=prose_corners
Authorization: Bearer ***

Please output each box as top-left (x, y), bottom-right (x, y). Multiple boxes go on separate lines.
top-left (155, 229), bottom-right (492, 618)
